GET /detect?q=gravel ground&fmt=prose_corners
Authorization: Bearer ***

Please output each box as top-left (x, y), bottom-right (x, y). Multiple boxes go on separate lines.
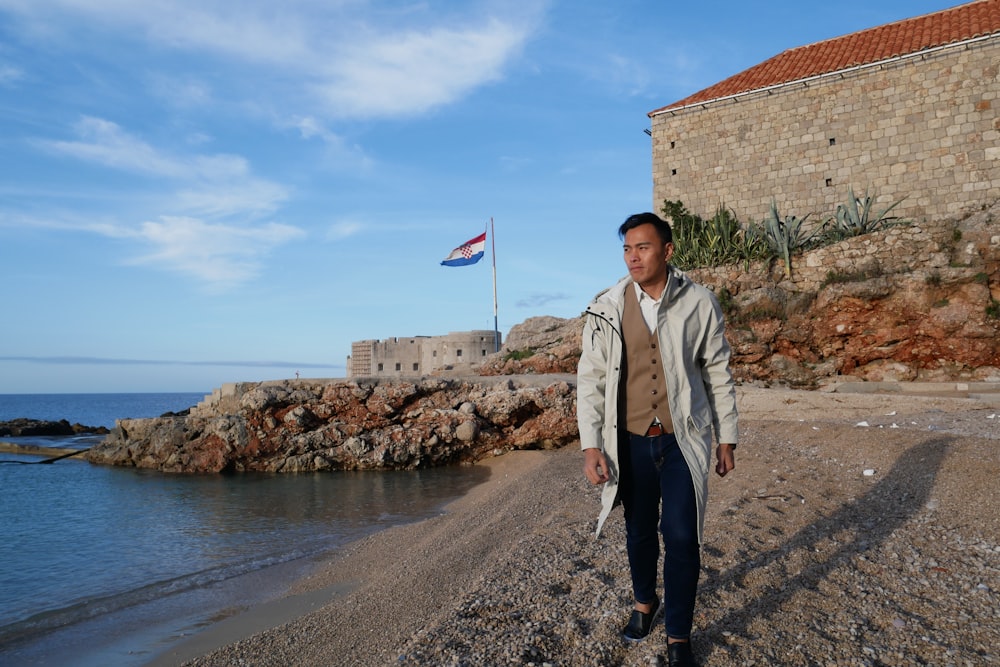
top-left (169, 388), bottom-right (999, 667)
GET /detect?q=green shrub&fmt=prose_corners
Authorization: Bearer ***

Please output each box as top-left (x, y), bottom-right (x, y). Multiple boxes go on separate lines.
top-left (504, 348), bottom-right (535, 361)
top-left (662, 201), bottom-right (767, 271)
top-left (986, 299), bottom-right (1000, 320)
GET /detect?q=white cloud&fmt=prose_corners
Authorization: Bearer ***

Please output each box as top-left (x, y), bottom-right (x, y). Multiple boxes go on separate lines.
top-left (0, 208), bottom-right (305, 289)
top-left (283, 115), bottom-right (375, 172)
top-left (23, 115), bottom-right (300, 287)
top-left (43, 117), bottom-right (184, 177)
top-left (0, 0), bottom-right (311, 62)
top-left (314, 18), bottom-right (531, 118)
top-left (174, 180), bottom-right (288, 218)
top-left (39, 116), bottom-right (289, 216)
top-left (121, 215), bottom-right (306, 290)
top-left (290, 116), bottom-right (342, 143)
top-left (326, 220), bottom-right (364, 241)
top-left (0, 1), bottom-right (540, 120)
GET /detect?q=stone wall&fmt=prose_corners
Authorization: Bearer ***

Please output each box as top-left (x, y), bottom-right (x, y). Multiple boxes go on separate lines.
top-left (650, 36), bottom-right (1000, 226)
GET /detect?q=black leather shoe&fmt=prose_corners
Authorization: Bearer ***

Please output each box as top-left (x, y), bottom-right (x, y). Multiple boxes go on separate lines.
top-left (622, 595), bottom-right (660, 642)
top-left (667, 641), bottom-right (698, 667)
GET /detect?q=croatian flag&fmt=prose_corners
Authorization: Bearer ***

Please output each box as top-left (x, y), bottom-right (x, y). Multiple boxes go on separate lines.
top-left (440, 232), bottom-right (487, 267)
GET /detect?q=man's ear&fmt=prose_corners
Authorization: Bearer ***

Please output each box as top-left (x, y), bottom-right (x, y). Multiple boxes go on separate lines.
top-left (664, 242), bottom-right (675, 262)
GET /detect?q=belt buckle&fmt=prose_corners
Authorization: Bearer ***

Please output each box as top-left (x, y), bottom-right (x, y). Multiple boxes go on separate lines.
top-left (646, 423), bottom-right (663, 437)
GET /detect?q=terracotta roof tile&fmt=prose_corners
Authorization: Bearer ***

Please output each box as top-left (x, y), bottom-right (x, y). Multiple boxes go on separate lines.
top-left (651, 0), bottom-right (1000, 115)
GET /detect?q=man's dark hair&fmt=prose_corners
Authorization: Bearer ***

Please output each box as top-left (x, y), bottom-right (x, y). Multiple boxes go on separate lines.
top-left (618, 212), bottom-right (673, 244)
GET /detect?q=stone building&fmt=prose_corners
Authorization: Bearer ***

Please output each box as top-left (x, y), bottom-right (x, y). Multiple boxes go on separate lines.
top-left (649, 0), bottom-right (1000, 225)
top-left (347, 330), bottom-right (501, 378)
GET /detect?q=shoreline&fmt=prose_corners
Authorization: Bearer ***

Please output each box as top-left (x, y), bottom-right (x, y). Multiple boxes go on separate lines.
top-left (150, 447), bottom-right (563, 667)
top-left (154, 388), bottom-right (999, 666)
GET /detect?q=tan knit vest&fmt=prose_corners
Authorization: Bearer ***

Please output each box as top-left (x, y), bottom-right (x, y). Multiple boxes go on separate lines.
top-left (622, 284), bottom-right (673, 435)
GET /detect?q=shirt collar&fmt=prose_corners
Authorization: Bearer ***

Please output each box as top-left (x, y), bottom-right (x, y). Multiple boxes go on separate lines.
top-left (632, 278), bottom-right (665, 305)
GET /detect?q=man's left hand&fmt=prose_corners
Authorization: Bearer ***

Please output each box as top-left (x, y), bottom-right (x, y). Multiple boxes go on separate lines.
top-left (715, 443), bottom-right (735, 477)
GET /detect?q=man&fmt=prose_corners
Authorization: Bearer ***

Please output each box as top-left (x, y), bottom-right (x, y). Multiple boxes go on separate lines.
top-left (577, 212), bottom-right (738, 667)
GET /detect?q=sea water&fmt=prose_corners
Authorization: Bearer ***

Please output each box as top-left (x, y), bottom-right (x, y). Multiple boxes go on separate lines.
top-left (0, 393), bottom-right (489, 666)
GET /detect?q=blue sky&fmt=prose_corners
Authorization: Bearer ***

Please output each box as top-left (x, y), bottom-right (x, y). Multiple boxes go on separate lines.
top-left (0, 0), bottom-right (961, 393)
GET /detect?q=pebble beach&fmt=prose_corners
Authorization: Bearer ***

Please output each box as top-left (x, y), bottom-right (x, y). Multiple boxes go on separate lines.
top-left (153, 387), bottom-right (1000, 667)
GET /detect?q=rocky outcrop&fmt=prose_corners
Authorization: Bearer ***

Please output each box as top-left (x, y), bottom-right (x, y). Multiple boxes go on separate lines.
top-left (85, 376), bottom-right (577, 473)
top-left (479, 316), bottom-right (582, 375)
top-left (0, 419), bottom-right (109, 437)
top-left (697, 199), bottom-right (1000, 386)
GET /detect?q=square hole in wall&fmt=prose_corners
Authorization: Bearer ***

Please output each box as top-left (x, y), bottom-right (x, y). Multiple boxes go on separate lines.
top-left (825, 178), bottom-right (833, 187)
top-left (670, 141), bottom-right (676, 149)
top-left (829, 137), bottom-right (836, 146)
top-left (671, 169), bottom-right (677, 176)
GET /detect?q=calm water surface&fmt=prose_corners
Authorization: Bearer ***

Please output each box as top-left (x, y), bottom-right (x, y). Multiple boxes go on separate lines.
top-left (0, 393), bottom-right (490, 666)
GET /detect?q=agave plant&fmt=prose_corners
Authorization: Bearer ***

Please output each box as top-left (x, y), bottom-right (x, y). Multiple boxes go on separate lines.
top-left (750, 199), bottom-right (816, 278)
top-left (823, 186), bottom-right (907, 241)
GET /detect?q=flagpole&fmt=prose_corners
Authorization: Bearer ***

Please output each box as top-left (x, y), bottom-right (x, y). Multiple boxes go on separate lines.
top-left (490, 217), bottom-right (499, 352)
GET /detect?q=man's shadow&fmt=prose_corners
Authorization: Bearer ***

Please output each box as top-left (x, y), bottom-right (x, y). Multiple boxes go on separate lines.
top-left (698, 435), bottom-right (953, 652)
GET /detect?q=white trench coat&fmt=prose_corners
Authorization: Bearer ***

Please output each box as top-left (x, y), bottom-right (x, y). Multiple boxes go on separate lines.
top-left (576, 268), bottom-right (739, 541)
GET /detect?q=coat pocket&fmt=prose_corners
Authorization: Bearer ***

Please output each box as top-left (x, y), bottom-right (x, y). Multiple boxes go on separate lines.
top-left (687, 413), bottom-right (711, 436)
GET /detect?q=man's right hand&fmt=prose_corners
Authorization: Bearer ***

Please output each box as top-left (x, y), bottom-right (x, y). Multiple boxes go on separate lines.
top-left (583, 448), bottom-right (609, 485)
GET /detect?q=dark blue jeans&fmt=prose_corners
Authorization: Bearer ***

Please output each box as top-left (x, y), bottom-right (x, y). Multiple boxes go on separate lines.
top-left (622, 431), bottom-right (700, 640)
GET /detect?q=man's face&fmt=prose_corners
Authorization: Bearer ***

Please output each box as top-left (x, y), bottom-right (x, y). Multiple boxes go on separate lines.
top-left (623, 223), bottom-right (673, 289)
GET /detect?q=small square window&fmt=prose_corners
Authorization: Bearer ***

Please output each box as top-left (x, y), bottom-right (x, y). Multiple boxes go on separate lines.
top-left (377, 363), bottom-right (384, 371)
top-left (481, 349), bottom-right (487, 356)
top-left (829, 137), bottom-right (836, 146)
top-left (456, 349), bottom-right (463, 357)
top-left (412, 363), bottom-right (419, 371)
top-left (395, 363), bottom-right (401, 371)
